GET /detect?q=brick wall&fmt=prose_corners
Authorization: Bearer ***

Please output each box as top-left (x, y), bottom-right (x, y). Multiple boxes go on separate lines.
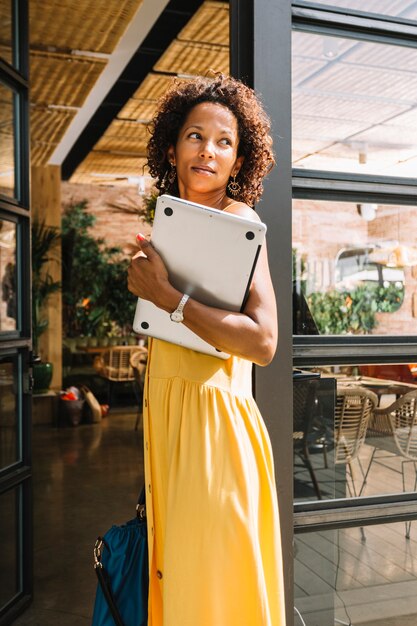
top-left (61, 182), bottom-right (153, 256)
top-left (293, 199), bottom-right (417, 335)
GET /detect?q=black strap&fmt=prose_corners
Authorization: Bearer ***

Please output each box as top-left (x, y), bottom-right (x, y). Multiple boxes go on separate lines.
top-left (95, 562), bottom-right (125, 626)
top-left (137, 486), bottom-right (146, 507)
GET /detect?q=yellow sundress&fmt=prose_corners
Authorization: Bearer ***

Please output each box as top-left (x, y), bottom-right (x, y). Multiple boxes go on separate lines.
top-left (143, 338), bottom-right (286, 626)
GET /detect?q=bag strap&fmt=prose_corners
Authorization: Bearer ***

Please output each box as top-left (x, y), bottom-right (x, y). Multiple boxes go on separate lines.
top-left (94, 537), bottom-right (125, 626)
top-left (136, 485), bottom-right (146, 519)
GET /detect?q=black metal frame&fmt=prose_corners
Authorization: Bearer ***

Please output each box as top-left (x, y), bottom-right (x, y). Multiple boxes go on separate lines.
top-left (231, 1), bottom-right (294, 623)
top-left (0, 1), bottom-right (32, 624)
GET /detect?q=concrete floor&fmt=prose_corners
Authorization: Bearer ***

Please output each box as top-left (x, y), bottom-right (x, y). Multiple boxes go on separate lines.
top-left (14, 409), bottom-right (143, 625)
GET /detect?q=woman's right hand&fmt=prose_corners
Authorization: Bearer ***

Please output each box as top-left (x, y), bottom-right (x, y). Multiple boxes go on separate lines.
top-left (128, 235), bottom-right (172, 307)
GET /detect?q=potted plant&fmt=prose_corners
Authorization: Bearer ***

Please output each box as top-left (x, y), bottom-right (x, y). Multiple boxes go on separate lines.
top-left (32, 219), bottom-right (61, 393)
top-left (62, 200), bottom-right (137, 343)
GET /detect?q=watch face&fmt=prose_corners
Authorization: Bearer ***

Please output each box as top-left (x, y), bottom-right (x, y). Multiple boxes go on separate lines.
top-left (170, 310), bottom-right (183, 323)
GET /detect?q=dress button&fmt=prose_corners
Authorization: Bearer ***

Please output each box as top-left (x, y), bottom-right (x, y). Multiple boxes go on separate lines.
top-left (144, 399), bottom-right (148, 407)
top-left (148, 484), bottom-right (151, 493)
top-left (146, 441), bottom-right (149, 450)
top-left (156, 570), bottom-right (163, 579)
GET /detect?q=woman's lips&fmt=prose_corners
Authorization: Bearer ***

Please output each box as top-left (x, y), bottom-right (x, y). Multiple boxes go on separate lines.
top-left (192, 166), bottom-right (215, 175)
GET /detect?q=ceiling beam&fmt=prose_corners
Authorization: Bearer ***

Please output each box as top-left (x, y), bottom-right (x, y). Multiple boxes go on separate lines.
top-left (58, 0), bottom-right (205, 180)
top-left (49, 0), bottom-right (169, 167)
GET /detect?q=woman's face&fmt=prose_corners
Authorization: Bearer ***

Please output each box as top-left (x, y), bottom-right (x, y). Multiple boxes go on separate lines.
top-left (168, 102), bottom-right (244, 200)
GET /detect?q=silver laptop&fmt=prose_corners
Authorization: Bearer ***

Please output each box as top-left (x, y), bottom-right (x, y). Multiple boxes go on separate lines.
top-left (133, 194), bottom-right (266, 359)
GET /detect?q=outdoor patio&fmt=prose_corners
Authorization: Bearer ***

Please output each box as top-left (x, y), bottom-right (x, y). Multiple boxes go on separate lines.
top-left (294, 436), bottom-right (417, 625)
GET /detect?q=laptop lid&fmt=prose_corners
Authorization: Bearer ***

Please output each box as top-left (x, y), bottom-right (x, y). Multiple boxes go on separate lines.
top-left (133, 194), bottom-right (266, 359)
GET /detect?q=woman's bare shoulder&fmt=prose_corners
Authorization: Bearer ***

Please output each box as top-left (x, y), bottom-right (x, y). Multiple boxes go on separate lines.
top-left (223, 202), bottom-right (261, 222)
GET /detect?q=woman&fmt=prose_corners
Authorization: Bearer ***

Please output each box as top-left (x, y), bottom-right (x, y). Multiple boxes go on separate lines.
top-left (128, 74), bottom-right (285, 626)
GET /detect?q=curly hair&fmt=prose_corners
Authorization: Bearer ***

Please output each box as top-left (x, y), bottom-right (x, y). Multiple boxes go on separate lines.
top-left (146, 74), bottom-right (275, 206)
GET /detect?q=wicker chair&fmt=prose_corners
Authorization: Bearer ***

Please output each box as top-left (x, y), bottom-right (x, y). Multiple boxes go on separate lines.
top-left (129, 347), bottom-right (148, 430)
top-left (372, 389), bottom-right (417, 538)
top-left (335, 387), bottom-right (378, 498)
top-left (95, 346), bottom-right (141, 408)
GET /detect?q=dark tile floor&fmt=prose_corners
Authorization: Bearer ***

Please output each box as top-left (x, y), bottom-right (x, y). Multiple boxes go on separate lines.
top-left (14, 409), bottom-right (144, 625)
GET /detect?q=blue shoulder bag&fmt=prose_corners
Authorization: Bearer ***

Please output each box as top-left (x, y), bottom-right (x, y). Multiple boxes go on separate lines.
top-left (92, 488), bottom-right (148, 626)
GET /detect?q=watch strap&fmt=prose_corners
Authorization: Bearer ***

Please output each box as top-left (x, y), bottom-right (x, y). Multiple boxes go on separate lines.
top-left (170, 293), bottom-right (189, 321)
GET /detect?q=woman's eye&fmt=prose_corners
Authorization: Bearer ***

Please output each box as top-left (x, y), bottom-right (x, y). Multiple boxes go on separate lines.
top-left (219, 138), bottom-right (231, 146)
top-left (189, 132), bottom-right (201, 139)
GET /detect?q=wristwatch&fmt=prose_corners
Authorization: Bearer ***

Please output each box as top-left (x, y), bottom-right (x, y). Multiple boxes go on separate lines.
top-left (170, 294), bottom-right (189, 323)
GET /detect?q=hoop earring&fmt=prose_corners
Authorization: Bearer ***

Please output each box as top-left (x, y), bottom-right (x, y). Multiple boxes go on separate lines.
top-left (227, 175), bottom-right (241, 197)
top-left (168, 164), bottom-right (176, 184)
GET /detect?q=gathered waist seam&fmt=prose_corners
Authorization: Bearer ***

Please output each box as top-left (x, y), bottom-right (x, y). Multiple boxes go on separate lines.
top-left (147, 373), bottom-right (253, 398)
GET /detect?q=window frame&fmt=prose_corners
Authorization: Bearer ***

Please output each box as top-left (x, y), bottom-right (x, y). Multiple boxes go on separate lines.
top-left (292, 2), bottom-right (417, 361)
top-left (293, 2), bottom-right (417, 543)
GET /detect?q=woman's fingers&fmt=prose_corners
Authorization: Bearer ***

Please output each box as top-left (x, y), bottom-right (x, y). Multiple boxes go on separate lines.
top-left (128, 235), bottom-right (169, 302)
top-left (136, 236), bottom-right (157, 259)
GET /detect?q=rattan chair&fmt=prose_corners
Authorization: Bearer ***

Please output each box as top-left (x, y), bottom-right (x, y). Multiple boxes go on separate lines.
top-left (95, 346), bottom-right (140, 408)
top-left (372, 389), bottom-right (417, 538)
top-left (335, 386), bottom-right (378, 498)
top-left (129, 347), bottom-right (148, 430)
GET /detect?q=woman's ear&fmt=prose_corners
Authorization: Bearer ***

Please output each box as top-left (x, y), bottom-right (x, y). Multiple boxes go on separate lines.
top-left (167, 145), bottom-right (176, 166)
top-left (233, 155), bottom-right (244, 177)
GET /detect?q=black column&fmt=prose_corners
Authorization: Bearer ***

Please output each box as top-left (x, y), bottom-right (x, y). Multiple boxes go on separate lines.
top-left (230, 1), bottom-right (294, 624)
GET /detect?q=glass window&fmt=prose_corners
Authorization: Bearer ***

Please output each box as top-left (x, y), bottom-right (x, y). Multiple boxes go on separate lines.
top-left (0, 0), bottom-right (13, 66)
top-left (292, 32), bottom-right (417, 177)
top-left (292, 200), bottom-right (417, 336)
top-left (295, 521), bottom-right (417, 626)
top-left (0, 487), bottom-right (20, 609)
top-left (310, 0), bottom-right (417, 20)
top-left (0, 218), bottom-right (17, 332)
top-left (0, 83), bottom-right (16, 199)
top-left (294, 362), bottom-right (417, 502)
top-left (0, 355), bottom-right (19, 469)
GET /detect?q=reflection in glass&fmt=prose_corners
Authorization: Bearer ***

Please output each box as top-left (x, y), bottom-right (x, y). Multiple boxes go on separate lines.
top-left (292, 32), bottom-right (417, 177)
top-left (312, 0), bottom-right (417, 20)
top-left (294, 522), bottom-right (417, 626)
top-left (0, 0), bottom-right (13, 65)
top-left (0, 83), bottom-right (15, 198)
top-left (0, 356), bottom-right (18, 469)
top-left (0, 488), bottom-right (19, 609)
top-left (0, 219), bottom-right (17, 331)
top-left (294, 364), bottom-right (417, 503)
top-left (292, 200), bottom-right (417, 336)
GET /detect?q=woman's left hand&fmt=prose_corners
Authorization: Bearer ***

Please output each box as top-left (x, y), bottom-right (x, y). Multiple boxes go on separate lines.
top-left (128, 236), bottom-right (171, 306)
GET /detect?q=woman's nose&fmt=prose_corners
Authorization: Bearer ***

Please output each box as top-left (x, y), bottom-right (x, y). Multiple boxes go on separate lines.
top-left (200, 140), bottom-right (215, 159)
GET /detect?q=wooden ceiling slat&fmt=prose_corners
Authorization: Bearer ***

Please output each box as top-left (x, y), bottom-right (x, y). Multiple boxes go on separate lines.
top-left (75, 152), bottom-right (147, 174)
top-left (29, 0), bottom-right (143, 54)
top-left (100, 119), bottom-right (150, 140)
top-left (178, 1), bottom-right (229, 46)
top-left (128, 73), bottom-right (178, 101)
top-left (154, 40), bottom-right (229, 76)
top-left (30, 107), bottom-right (76, 144)
top-left (31, 143), bottom-right (58, 167)
top-left (93, 119), bottom-right (148, 153)
top-left (117, 100), bottom-right (158, 122)
top-left (30, 50), bottom-right (107, 108)
top-left (94, 137), bottom-right (147, 154)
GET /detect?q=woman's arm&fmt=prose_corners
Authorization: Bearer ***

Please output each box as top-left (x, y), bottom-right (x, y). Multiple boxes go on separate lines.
top-left (127, 205), bottom-right (278, 366)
